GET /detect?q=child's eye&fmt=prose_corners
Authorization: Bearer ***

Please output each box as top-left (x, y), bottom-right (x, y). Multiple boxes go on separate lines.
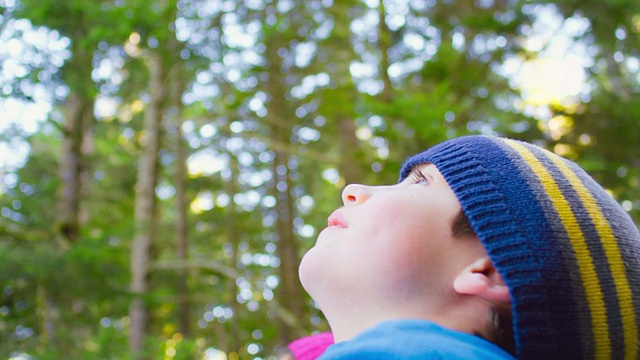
top-left (410, 171), bottom-right (430, 185)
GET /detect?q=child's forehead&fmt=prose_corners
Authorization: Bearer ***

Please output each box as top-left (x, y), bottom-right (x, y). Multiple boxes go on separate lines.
top-left (412, 162), bottom-right (433, 168)
top-left (406, 162), bottom-right (435, 173)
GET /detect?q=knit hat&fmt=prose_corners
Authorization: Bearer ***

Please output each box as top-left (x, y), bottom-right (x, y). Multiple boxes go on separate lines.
top-left (399, 136), bottom-right (640, 360)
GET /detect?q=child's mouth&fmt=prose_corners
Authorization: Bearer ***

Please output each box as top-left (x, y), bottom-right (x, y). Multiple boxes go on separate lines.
top-left (327, 210), bottom-right (348, 228)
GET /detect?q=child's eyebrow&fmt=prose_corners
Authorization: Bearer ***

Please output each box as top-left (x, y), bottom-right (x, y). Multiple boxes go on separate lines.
top-left (410, 163), bottom-right (430, 174)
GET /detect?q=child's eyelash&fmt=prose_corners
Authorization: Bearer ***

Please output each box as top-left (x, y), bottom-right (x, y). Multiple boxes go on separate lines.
top-left (410, 171), bottom-right (429, 184)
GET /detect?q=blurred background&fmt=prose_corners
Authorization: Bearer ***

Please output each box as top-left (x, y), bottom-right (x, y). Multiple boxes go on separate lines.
top-left (0, 0), bottom-right (638, 358)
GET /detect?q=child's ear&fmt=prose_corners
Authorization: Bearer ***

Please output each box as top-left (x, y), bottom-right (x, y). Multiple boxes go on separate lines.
top-left (453, 257), bottom-right (511, 304)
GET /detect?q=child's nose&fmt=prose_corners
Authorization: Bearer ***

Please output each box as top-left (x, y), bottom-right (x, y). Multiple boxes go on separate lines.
top-left (341, 184), bottom-right (372, 206)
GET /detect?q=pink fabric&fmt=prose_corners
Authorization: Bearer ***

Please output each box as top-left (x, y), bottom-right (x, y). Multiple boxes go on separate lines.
top-left (287, 332), bottom-right (334, 360)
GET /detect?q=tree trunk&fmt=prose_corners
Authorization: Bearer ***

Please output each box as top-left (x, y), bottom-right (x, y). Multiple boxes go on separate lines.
top-left (57, 91), bottom-right (92, 244)
top-left (47, 85), bottom-right (93, 348)
top-left (129, 53), bottom-right (166, 359)
top-left (174, 114), bottom-right (191, 338)
top-left (378, 1), bottom-right (393, 104)
top-left (337, 117), bottom-right (362, 185)
top-left (224, 152), bottom-right (242, 354)
top-left (35, 284), bottom-right (58, 348)
top-left (272, 146), bottom-right (305, 343)
top-left (264, 32), bottom-right (308, 343)
top-left (169, 69), bottom-right (191, 338)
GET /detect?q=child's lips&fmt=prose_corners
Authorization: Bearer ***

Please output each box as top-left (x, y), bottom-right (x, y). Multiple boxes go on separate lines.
top-left (327, 210), bottom-right (348, 228)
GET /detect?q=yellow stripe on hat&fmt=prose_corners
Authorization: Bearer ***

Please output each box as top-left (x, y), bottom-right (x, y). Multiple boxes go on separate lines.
top-left (545, 148), bottom-right (638, 360)
top-left (502, 139), bottom-right (610, 359)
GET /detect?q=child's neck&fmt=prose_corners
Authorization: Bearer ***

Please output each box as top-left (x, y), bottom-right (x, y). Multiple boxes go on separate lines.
top-left (325, 298), bottom-right (491, 343)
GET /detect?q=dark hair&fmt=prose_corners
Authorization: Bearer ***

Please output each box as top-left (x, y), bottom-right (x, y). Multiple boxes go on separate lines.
top-left (451, 209), bottom-right (475, 238)
top-left (451, 209), bottom-right (516, 356)
top-left (491, 307), bottom-right (516, 356)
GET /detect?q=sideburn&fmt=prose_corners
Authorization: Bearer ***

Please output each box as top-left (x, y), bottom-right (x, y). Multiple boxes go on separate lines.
top-left (451, 210), bottom-right (474, 238)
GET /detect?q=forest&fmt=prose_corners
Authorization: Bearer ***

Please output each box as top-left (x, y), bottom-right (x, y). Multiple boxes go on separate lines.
top-left (0, 0), bottom-right (639, 359)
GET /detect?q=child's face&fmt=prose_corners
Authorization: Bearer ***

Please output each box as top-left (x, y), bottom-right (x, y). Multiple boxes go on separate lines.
top-left (300, 163), bottom-right (485, 316)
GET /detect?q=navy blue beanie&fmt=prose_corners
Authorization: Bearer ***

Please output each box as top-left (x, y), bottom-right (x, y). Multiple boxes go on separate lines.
top-left (399, 136), bottom-right (640, 360)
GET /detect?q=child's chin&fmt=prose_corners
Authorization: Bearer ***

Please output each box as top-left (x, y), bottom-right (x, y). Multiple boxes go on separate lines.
top-left (298, 251), bottom-right (317, 290)
top-left (299, 250), bottom-right (329, 292)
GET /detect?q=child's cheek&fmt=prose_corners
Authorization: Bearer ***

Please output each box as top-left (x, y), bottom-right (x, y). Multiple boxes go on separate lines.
top-left (367, 195), bottom-right (415, 227)
top-left (365, 196), bottom-right (452, 276)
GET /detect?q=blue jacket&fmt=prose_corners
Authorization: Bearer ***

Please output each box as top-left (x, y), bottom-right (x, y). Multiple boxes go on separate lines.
top-left (318, 320), bottom-right (516, 359)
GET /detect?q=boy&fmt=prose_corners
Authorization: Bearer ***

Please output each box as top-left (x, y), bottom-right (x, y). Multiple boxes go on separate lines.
top-left (299, 136), bottom-right (640, 359)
